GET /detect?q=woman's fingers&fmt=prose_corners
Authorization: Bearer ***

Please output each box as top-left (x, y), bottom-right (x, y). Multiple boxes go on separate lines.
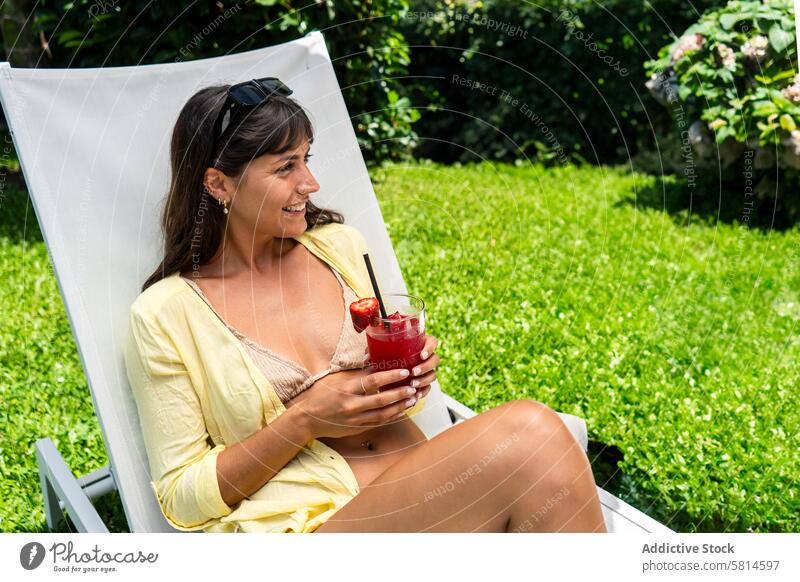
top-left (354, 390), bottom-right (419, 425)
top-left (411, 368), bottom-right (436, 389)
top-left (420, 334), bottom-right (439, 360)
top-left (409, 334), bottom-right (440, 377)
top-left (411, 353), bottom-right (441, 379)
top-left (415, 384), bottom-right (432, 400)
top-left (356, 384), bottom-right (416, 412)
top-left (358, 368), bottom-right (410, 395)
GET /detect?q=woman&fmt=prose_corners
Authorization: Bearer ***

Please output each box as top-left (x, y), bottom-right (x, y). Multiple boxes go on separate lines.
top-left (124, 79), bottom-right (606, 533)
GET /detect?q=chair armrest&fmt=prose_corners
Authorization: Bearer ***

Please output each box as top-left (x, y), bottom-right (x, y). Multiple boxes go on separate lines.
top-left (556, 413), bottom-right (588, 452)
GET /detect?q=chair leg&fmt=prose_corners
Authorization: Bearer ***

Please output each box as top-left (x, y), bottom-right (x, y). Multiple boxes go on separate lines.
top-left (35, 438), bottom-right (111, 533)
top-left (38, 455), bottom-right (67, 531)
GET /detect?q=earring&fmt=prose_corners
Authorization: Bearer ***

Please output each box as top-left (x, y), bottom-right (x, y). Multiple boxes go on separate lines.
top-left (220, 198), bottom-right (229, 214)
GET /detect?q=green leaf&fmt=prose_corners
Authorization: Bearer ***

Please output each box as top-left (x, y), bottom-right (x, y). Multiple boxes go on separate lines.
top-left (768, 24), bottom-right (795, 53)
top-left (779, 114), bottom-right (796, 131)
top-left (772, 70), bottom-right (799, 83)
top-left (752, 100), bottom-right (779, 116)
top-left (714, 125), bottom-right (735, 142)
top-left (55, 30), bottom-right (85, 43)
top-left (716, 69), bottom-right (734, 85)
top-left (720, 13), bottom-right (743, 30)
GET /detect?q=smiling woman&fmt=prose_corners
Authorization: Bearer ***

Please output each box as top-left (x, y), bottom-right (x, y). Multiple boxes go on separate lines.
top-left (125, 79), bottom-right (604, 533)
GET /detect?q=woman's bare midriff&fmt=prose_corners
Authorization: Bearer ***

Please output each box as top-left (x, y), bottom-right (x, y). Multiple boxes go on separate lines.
top-left (318, 415), bottom-right (428, 489)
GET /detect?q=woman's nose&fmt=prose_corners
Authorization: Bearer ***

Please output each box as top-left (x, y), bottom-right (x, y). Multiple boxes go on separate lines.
top-left (299, 164), bottom-right (320, 194)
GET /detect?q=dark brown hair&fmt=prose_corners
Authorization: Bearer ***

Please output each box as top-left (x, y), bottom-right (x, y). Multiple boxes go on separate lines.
top-left (141, 84), bottom-right (344, 292)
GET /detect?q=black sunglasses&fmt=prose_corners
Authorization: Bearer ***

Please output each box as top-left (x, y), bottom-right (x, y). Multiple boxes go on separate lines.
top-left (210, 77), bottom-right (294, 165)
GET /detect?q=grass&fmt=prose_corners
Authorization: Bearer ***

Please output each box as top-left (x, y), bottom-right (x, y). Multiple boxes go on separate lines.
top-left (0, 180), bottom-right (120, 532)
top-left (374, 160), bottom-right (799, 532)
top-left (1, 161), bottom-right (798, 532)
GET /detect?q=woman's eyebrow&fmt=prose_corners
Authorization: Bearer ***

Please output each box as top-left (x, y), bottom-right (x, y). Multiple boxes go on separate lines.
top-left (274, 144), bottom-right (313, 163)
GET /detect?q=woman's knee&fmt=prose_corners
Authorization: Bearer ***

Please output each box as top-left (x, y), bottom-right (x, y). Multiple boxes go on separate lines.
top-left (495, 400), bottom-right (592, 486)
top-left (495, 399), bottom-right (574, 444)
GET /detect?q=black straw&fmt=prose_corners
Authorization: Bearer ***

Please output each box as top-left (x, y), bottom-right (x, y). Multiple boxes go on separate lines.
top-left (363, 253), bottom-right (390, 331)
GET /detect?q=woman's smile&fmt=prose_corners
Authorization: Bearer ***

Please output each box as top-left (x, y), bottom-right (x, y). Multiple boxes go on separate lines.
top-left (281, 201), bottom-right (307, 216)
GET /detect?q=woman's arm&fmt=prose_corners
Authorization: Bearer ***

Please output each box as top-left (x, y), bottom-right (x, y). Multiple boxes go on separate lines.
top-left (215, 406), bottom-right (313, 507)
top-left (126, 307), bottom-right (318, 525)
top-left (126, 308), bottom-right (236, 530)
top-left (221, 369), bottom-right (419, 504)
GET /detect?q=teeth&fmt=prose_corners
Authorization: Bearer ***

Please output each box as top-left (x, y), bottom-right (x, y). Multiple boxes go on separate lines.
top-left (282, 203), bottom-right (306, 212)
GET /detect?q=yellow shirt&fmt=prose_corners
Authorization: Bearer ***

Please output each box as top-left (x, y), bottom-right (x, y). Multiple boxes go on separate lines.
top-left (124, 223), bottom-right (426, 533)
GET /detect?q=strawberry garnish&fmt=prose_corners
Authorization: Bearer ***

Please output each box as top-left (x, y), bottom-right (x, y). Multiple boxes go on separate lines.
top-left (349, 298), bottom-right (380, 333)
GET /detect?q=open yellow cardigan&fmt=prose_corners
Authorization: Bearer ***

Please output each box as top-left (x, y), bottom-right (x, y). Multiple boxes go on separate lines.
top-left (124, 223), bottom-right (426, 533)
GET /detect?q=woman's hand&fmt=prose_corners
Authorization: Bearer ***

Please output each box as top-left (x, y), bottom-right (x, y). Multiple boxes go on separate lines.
top-left (410, 334), bottom-right (440, 401)
top-left (362, 334), bottom-right (441, 401)
top-left (290, 368), bottom-right (419, 440)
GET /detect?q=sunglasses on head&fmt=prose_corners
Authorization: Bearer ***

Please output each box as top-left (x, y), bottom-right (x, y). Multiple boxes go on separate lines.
top-left (210, 77), bottom-right (294, 166)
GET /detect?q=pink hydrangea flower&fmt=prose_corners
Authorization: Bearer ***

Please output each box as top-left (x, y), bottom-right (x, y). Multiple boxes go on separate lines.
top-left (716, 43), bottom-right (736, 68)
top-left (782, 75), bottom-right (800, 102)
top-left (741, 35), bottom-right (769, 63)
top-left (670, 33), bottom-right (705, 62)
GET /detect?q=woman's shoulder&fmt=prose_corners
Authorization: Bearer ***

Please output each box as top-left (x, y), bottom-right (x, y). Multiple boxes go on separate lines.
top-left (129, 272), bottom-right (192, 323)
top-left (303, 220), bottom-right (359, 239)
top-left (300, 222), bottom-right (368, 254)
top-left (304, 222), bottom-right (365, 247)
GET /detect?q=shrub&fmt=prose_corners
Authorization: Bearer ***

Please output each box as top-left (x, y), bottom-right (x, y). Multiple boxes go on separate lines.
top-left (4, 0), bottom-right (418, 167)
top-left (399, 0), bottom-right (725, 165)
top-left (644, 0), bottom-right (799, 199)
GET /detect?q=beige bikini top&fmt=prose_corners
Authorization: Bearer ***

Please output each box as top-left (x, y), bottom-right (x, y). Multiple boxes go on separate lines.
top-left (182, 268), bottom-right (368, 403)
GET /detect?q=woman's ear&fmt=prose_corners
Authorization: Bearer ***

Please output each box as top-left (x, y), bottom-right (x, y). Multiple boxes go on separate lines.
top-left (203, 167), bottom-right (232, 204)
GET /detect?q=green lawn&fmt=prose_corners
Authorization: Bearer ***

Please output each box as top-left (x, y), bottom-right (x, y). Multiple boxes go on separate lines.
top-left (1, 161), bottom-right (798, 532)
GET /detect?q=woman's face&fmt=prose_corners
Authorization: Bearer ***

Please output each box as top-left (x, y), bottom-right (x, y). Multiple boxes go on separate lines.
top-left (217, 137), bottom-right (319, 240)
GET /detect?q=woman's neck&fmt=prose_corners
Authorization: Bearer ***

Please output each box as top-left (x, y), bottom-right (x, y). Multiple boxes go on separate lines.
top-left (202, 232), bottom-right (300, 279)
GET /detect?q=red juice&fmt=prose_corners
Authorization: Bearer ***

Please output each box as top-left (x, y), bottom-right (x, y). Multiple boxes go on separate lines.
top-left (366, 313), bottom-right (425, 391)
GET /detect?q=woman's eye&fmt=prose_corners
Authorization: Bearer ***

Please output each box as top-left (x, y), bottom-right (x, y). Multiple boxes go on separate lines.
top-left (279, 154), bottom-right (312, 173)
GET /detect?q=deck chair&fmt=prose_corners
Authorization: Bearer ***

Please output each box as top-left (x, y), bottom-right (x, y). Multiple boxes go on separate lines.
top-left (0, 31), bottom-right (671, 534)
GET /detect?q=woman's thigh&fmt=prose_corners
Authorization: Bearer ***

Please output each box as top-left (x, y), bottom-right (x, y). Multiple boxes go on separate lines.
top-left (315, 399), bottom-right (575, 532)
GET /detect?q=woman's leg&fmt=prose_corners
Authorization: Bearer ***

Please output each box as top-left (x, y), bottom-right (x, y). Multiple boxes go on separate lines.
top-left (315, 399), bottom-right (606, 533)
